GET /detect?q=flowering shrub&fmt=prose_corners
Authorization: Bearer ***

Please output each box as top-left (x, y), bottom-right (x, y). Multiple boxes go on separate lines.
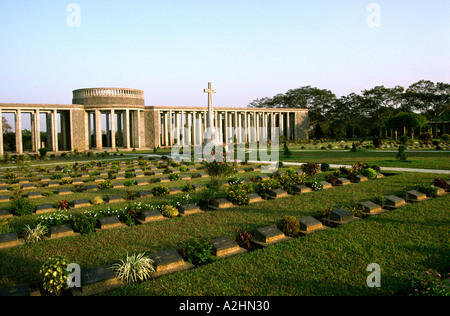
top-left (395, 270), bottom-right (450, 296)
top-left (37, 210), bottom-right (72, 227)
top-left (255, 179), bottom-right (280, 199)
top-left (151, 184), bottom-right (170, 196)
top-left (203, 144), bottom-right (236, 179)
top-left (226, 184), bottom-right (251, 206)
top-left (325, 171), bottom-right (340, 186)
top-left (58, 200), bottom-right (70, 210)
top-left (161, 205), bottom-right (179, 218)
top-left (98, 179), bottom-right (114, 190)
top-left (308, 178), bottom-right (323, 191)
top-left (91, 196), bottom-right (105, 205)
top-left (40, 256), bottom-right (71, 296)
top-left (433, 178), bottom-right (449, 191)
top-left (72, 214), bottom-right (97, 234)
top-left (279, 172), bottom-right (305, 194)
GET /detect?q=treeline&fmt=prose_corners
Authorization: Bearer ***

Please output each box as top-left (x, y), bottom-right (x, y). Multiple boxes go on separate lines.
top-left (248, 80), bottom-right (450, 140)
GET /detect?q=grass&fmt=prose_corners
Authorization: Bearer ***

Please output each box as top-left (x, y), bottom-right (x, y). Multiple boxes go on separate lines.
top-left (0, 167), bottom-right (448, 295)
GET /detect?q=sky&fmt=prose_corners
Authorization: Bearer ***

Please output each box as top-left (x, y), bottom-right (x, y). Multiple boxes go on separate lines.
top-left (0, 0), bottom-right (449, 109)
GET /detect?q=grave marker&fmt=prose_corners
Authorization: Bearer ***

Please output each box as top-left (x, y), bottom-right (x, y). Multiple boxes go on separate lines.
top-left (293, 185), bottom-right (311, 194)
top-left (247, 193), bottom-right (263, 203)
top-left (149, 249), bottom-right (194, 278)
top-left (268, 189), bottom-right (289, 199)
top-left (177, 204), bottom-right (201, 216)
top-left (49, 224), bottom-right (76, 239)
top-left (107, 195), bottom-right (124, 203)
top-left (27, 191), bottom-right (42, 199)
top-left (359, 201), bottom-right (385, 215)
top-left (322, 208), bottom-right (361, 227)
top-left (384, 195), bottom-right (407, 209)
top-left (209, 198), bottom-right (234, 210)
top-left (35, 204), bottom-right (55, 214)
top-left (138, 210), bottom-right (165, 223)
top-left (251, 225), bottom-right (291, 247)
top-left (98, 216), bottom-right (125, 230)
top-left (298, 216), bottom-right (328, 235)
top-left (406, 190), bottom-right (428, 202)
top-left (0, 232), bottom-right (23, 249)
top-left (71, 265), bottom-right (124, 297)
top-left (0, 209), bottom-right (13, 219)
top-left (73, 199), bottom-right (91, 208)
top-left (336, 178), bottom-right (351, 186)
top-left (210, 236), bottom-right (247, 258)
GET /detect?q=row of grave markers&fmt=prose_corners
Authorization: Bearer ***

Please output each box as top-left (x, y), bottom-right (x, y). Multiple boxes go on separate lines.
top-left (1, 172), bottom-right (447, 296)
top-left (0, 169), bottom-right (384, 248)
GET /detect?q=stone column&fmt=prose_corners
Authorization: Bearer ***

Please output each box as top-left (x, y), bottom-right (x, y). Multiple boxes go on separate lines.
top-left (124, 109), bottom-right (130, 149)
top-left (52, 109), bottom-right (58, 152)
top-left (168, 111), bottom-right (173, 146)
top-left (15, 110), bottom-right (23, 154)
top-left (0, 109), bottom-right (3, 156)
top-left (95, 109), bottom-right (102, 150)
top-left (110, 109), bottom-right (116, 150)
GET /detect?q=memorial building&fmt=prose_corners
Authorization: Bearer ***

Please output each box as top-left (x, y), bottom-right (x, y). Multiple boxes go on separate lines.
top-left (0, 85), bottom-right (308, 155)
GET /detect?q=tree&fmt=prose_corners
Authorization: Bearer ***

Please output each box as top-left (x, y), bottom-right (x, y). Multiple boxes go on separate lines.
top-left (2, 117), bottom-right (12, 133)
top-left (404, 80), bottom-right (450, 120)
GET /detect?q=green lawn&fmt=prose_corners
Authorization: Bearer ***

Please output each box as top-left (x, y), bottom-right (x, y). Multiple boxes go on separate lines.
top-left (0, 168), bottom-right (448, 296)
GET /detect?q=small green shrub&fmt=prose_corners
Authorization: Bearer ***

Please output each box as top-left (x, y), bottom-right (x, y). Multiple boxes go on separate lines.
top-left (412, 184), bottom-right (439, 198)
top-left (161, 205), bottom-right (179, 218)
top-left (152, 184), bottom-right (170, 197)
top-left (72, 214), bottom-right (97, 234)
top-left (91, 196), bottom-right (105, 205)
top-left (280, 216), bottom-right (300, 237)
top-left (168, 173), bottom-right (182, 181)
top-left (179, 166), bottom-right (188, 172)
top-left (226, 184), bottom-right (250, 206)
top-left (320, 163), bottom-right (330, 172)
top-left (182, 238), bottom-right (216, 266)
top-left (255, 179), bottom-right (280, 199)
top-left (40, 256), bottom-right (71, 296)
top-left (98, 179), bottom-right (114, 190)
top-left (10, 197), bottom-right (35, 216)
top-left (362, 168), bottom-right (377, 180)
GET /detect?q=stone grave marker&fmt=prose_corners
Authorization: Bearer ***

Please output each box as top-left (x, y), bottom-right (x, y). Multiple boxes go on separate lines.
top-left (235, 169), bottom-right (245, 173)
top-left (434, 186), bottom-right (446, 196)
top-left (71, 265), bottom-right (124, 297)
top-left (138, 210), bottom-right (165, 224)
top-left (49, 224), bottom-right (76, 239)
top-left (376, 173), bottom-right (384, 178)
top-left (257, 175), bottom-right (270, 180)
top-left (293, 185), bottom-right (311, 194)
top-left (252, 225), bottom-right (291, 247)
top-left (35, 204), bottom-right (55, 214)
top-left (192, 183), bottom-right (204, 190)
top-left (135, 172), bottom-right (144, 178)
top-left (298, 216), bottom-right (328, 235)
top-left (21, 183), bottom-right (36, 190)
top-left (113, 182), bottom-right (125, 189)
top-left (72, 178), bottom-right (83, 185)
top-left (247, 193), bottom-right (263, 203)
top-left (115, 174), bottom-right (125, 180)
top-left (359, 201), bottom-right (385, 216)
top-left (73, 199), bottom-right (91, 208)
top-left (107, 195), bottom-right (124, 203)
top-left (0, 196), bottom-right (9, 202)
top-left (384, 195), bottom-right (407, 209)
top-left (93, 177), bottom-right (104, 182)
top-left (169, 187), bottom-right (181, 195)
top-left (40, 177), bottom-right (51, 182)
top-left (209, 198), bottom-right (234, 210)
top-left (149, 249), bottom-right (194, 278)
top-left (137, 191), bottom-right (152, 198)
top-left (210, 236), bottom-right (247, 258)
top-left (57, 188), bottom-right (72, 195)
top-left (352, 175), bottom-right (368, 183)
top-left (135, 179), bottom-right (148, 186)
top-left (322, 208), bottom-right (361, 227)
top-left (27, 191), bottom-right (42, 199)
top-left (98, 216), bottom-right (125, 230)
top-left (268, 189), bottom-right (289, 199)
top-left (320, 181), bottom-right (332, 189)
top-left (336, 178), bottom-right (351, 186)
top-left (0, 209), bottom-right (13, 220)
top-left (0, 232), bottom-right (22, 249)
top-left (159, 177), bottom-right (170, 183)
top-left (177, 204), bottom-right (201, 216)
top-left (85, 185), bottom-right (98, 191)
top-left (47, 181), bottom-right (59, 187)
top-left (406, 190), bottom-right (428, 202)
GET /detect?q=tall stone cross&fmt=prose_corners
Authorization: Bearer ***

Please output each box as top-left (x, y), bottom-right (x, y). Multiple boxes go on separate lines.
top-left (204, 82), bottom-right (216, 129)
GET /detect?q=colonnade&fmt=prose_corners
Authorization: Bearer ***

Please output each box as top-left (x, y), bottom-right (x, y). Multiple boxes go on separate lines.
top-left (0, 108), bottom-right (71, 156)
top-left (158, 109), bottom-right (297, 147)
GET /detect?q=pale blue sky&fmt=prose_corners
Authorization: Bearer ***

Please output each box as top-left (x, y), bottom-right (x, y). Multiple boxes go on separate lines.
top-left (0, 0), bottom-right (449, 108)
